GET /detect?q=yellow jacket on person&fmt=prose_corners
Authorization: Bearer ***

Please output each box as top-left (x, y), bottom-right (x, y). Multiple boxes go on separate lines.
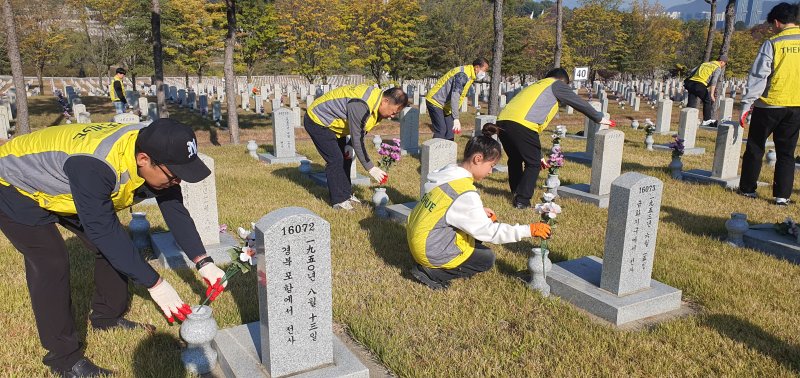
top-left (306, 84), bottom-right (382, 138)
top-left (761, 26), bottom-right (800, 107)
top-left (497, 78), bottom-right (560, 134)
top-left (110, 77), bottom-right (125, 102)
top-left (688, 61), bottom-right (723, 86)
top-left (425, 65), bottom-right (477, 116)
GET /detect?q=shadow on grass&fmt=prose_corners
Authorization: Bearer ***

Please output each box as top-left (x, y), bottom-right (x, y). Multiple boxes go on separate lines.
top-left (704, 313), bottom-right (800, 374)
top-left (358, 216), bottom-right (416, 283)
top-left (132, 331), bottom-right (185, 378)
top-left (661, 205), bottom-right (726, 238)
top-left (272, 167), bottom-right (331, 204)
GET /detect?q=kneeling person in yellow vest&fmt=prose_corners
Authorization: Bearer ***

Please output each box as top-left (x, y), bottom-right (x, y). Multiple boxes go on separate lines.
top-left (0, 119), bottom-right (229, 376)
top-left (407, 124), bottom-right (552, 289)
top-left (425, 58), bottom-right (489, 141)
top-left (305, 85), bottom-right (408, 210)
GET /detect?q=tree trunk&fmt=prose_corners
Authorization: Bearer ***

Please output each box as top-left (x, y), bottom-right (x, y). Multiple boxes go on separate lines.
top-left (37, 64), bottom-right (44, 96)
top-left (152, 0), bottom-right (169, 118)
top-left (2, 0), bottom-right (28, 134)
top-left (488, 0), bottom-right (504, 116)
top-left (224, 0), bottom-right (240, 144)
top-left (184, 72), bottom-right (189, 89)
top-left (713, 0), bottom-right (736, 117)
top-left (554, 0), bottom-right (563, 68)
top-left (703, 0), bottom-right (717, 61)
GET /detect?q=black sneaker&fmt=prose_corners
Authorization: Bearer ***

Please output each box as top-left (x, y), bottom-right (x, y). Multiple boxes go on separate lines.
top-left (513, 202), bottom-right (530, 209)
top-left (410, 264), bottom-right (448, 290)
top-left (738, 191), bottom-right (757, 199)
top-left (51, 358), bottom-right (115, 378)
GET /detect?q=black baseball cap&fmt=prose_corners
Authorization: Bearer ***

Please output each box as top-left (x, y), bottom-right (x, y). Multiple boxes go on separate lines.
top-left (116, 67), bottom-right (127, 75)
top-left (136, 119), bottom-right (211, 183)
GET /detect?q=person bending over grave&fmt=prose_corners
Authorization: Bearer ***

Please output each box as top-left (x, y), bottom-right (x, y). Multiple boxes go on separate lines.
top-left (0, 119), bottom-right (228, 377)
top-left (684, 56), bottom-right (728, 127)
top-left (425, 57), bottom-right (490, 140)
top-left (406, 124), bottom-right (552, 290)
top-left (739, 2), bottom-right (800, 207)
top-left (497, 68), bottom-right (612, 209)
top-left (305, 84), bottom-right (407, 210)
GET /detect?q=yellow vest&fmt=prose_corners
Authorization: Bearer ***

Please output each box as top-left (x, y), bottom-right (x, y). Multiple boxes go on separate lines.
top-left (689, 61), bottom-right (722, 86)
top-left (497, 78), bottom-right (560, 133)
top-left (0, 122), bottom-right (147, 215)
top-left (425, 65), bottom-right (477, 115)
top-left (407, 177), bottom-right (477, 269)
top-left (761, 26), bottom-right (800, 106)
top-left (110, 76), bottom-right (125, 102)
top-left (307, 84), bottom-right (382, 138)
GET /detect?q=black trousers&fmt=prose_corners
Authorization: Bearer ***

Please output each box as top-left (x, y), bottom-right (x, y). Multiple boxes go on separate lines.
top-left (740, 106), bottom-right (800, 198)
top-left (427, 102), bottom-right (454, 141)
top-left (303, 114), bottom-right (353, 204)
top-left (0, 210), bottom-right (129, 370)
top-left (497, 120), bottom-right (542, 206)
top-left (685, 80), bottom-right (714, 121)
top-left (424, 244), bottom-right (495, 284)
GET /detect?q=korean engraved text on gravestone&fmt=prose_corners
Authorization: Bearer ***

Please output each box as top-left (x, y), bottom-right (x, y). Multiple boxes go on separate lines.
top-left (256, 208), bottom-right (332, 377)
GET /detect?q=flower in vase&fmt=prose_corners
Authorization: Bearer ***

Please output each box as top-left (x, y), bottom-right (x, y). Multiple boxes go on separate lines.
top-left (542, 192), bottom-right (556, 203)
top-left (668, 135), bottom-right (685, 158)
top-left (239, 246), bottom-right (256, 264)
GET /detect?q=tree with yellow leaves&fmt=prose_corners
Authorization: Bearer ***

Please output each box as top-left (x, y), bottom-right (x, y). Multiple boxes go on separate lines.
top-left (163, 0), bottom-right (225, 86)
top-left (275, 0), bottom-right (343, 84)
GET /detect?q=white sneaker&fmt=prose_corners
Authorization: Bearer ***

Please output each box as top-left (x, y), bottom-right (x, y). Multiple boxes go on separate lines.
top-left (776, 197), bottom-right (791, 206)
top-left (701, 119), bottom-right (717, 127)
top-left (333, 200), bottom-right (354, 210)
top-left (348, 195), bottom-right (363, 205)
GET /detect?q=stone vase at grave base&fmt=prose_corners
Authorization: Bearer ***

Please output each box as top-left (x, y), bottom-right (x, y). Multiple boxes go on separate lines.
top-left (246, 140), bottom-right (258, 159)
top-left (645, 134), bottom-right (654, 151)
top-left (545, 174), bottom-right (561, 195)
top-left (669, 156), bottom-right (683, 179)
top-left (372, 188), bottom-right (390, 218)
top-left (180, 305), bottom-right (218, 375)
top-left (527, 248), bottom-right (552, 297)
top-left (725, 213), bottom-right (749, 247)
top-left (299, 160), bottom-right (312, 174)
top-left (631, 120), bottom-right (639, 129)
top-left (129, 212), bottom-right (150, 252)
top-left (766, 149), bottom-right (777, 166)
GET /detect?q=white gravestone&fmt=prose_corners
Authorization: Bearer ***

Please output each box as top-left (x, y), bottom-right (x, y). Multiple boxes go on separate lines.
top-left (259, 108), bottom-right (307, 164)
top-left (113, 113), bottom-right (139, 124)
top-left (547, 172), bottom-right (682, 325)
top-left (654, 108), bottom-right (705, 155)
top-left (558, 129), bottom-right (624, 208)
top-left (682, 122), bottom-right (744, 188)
top-left (655, 99), bottom-right (672, 134)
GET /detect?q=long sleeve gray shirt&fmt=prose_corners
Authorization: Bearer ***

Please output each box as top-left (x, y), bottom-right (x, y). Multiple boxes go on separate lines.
top-left (741, 40), bottom-right (777, 109)
top-left (345, 99), bottom-right (376, 171)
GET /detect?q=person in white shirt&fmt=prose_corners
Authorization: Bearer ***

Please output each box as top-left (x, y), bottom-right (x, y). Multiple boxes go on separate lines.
top-left (405, 124), bottom-right (552, 289)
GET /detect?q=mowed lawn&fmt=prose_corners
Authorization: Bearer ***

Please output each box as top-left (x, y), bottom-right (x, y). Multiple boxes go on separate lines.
top-left (1, 92), bottom-right (799, 377)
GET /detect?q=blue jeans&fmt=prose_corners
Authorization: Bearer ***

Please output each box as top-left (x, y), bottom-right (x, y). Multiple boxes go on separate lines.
top-left (113, 101), bottom-right (125, 114)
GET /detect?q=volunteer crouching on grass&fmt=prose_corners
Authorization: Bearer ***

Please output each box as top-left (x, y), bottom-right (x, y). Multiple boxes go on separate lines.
top-left (406, 124), bottom-right (552, 290)
top-left (0, 119), bottom-right (228, 377)
top-left (425, 58), bottom-right (489, 140)
top-left (305, 84), bottom-right (408, 210)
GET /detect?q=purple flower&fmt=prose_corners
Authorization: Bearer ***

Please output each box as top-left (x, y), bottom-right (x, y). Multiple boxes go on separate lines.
top-left (392, 138), bottom-right (401, 145)
top-left (390, 152), bottom-right (400, 160)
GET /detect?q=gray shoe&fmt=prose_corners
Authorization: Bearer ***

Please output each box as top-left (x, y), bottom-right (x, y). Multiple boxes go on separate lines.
top-left (333, 200), bottom-right (354, 210)
top-left (348, 195), bottom-right (363, 206)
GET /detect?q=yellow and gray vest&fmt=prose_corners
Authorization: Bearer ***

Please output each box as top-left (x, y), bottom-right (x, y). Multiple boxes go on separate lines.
top-left (0, 122), bottom-right (148, 215)
top-left (407, 177), bottom-right (477, 269)
top-left (497, 78), bottom-right (560, 134)
top-left (689, 61), bottom-right (722, 86)
top-left (761, 26), bottom-right (800, 107)
top-left (307, 84), bottom-right (382, 138)
top-left (110, 76), bottom-right (125, 102)
top-left (425, 65), bottom-right (477, 115)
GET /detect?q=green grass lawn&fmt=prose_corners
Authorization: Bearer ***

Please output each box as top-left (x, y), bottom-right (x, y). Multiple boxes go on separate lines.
top-left (1, 94), bottom-right (799, 377)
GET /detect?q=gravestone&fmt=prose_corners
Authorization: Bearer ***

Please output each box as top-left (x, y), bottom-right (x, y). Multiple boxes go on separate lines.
top-left (199, 95), bottom-right (209, 115)
top-left (138, 97), bottom-right (149, 115)
top-left (214, 208), bottom-right (368, 378)
top-left (547, 172), bottom-right (683, 325)
top-left (719, 97), bottom-right (734, 121)
top-left (0, 113), bottom-right (9, 139)
top-left (113, 113), bottom-right (139, 124)
top-left (386, 139), bottom-right (458, 223)
top-left (73, 103), bottom-right (87, 117)
top-left (655, 99), bottom-right (672, 134)
top-left (474, 115), bottom-right (496, 137)
top-left (212, 101), bottom-right (222, 121)
top-left (633, 97), bottom-right (640, 112)
top-left (564, 101), bottom-right (602, 164)
top-left (291, 107), bottom-right (302, 128)
top-left (399, 107), bottom-right (420, 155)
top-left (653, 108), bottom-right (705, 155)
top-left (558, 129), bottom-right (624, 208)
top-left (682, 122), bottom-right (743, 188)
top-left (178, 89), bottom-right (186, 107)
top-left (148, 103), bottom-right (158, 121)
top-left (77, 112), bottom-right (92, 124)
top-left (305, 95), bottom-right (315, 107)
top-left (254, 95), bottom-right (263, 115)
top-left (150, 153), bottom-right (238, 269)
top-left (259, 108), bottom-right (307, 164)
top-left (743, 223), bottom-right (800, 264)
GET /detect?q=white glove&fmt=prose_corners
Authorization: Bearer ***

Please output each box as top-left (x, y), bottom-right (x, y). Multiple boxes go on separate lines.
top-left (599, 116), bottom-right (612, 126)
top-left (148, 279), bottom-right (190, 323)
top-left (344, 145), bottom-right (355, 160)
top-left (452, 119), bottom-right (462, 134)
top-left (199, 263), bottom-right (227, 288)
top-left (369, 166), bottom-right (388, 184)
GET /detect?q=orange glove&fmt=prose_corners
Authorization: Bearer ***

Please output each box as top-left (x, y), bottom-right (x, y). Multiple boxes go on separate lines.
top-left (489, 213), bottom-right (497, 222)
top-left (530, 223), bottom-right (552, 239)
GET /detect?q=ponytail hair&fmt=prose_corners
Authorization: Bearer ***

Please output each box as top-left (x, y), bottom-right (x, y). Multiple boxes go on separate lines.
top-left (464, 123), bottom-right (502, 162)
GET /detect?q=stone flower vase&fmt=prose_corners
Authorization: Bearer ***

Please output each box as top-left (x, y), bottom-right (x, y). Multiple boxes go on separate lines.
top-left (527, 248), bottom-right (552, 297)
top-left (544, 174), bottom-right (561, 196)
top-left (180, 305), bottom-right (218, 375)
top-left (631, 119), bottom-right (639, 129)
top-left (668, 156), bottom-right (683, 179)
top-left (725, 213), bottom-right (749, 248)
top-left (372, 187), bottom-right (390, 218)
top-left (246, 140), bottom-right (258, 159)
top-left (645, 134), bottom-right (654, 151)
top-left (372, 135), bottom-right (382, 150)
top-left (766, 149), bottom-right (777, 166)
top-left (129, 212), bottom-right (150, 252)
top-left (299, 160), bottom-right (312, 174)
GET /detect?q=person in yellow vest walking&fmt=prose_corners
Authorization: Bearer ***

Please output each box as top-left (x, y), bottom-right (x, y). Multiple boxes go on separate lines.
top-left (406, 124), bottom-right (552, 289)
top-left (497, 68), bottom-right (611, 208)
top-left (739, 2), bottom-right (800, 206)
top-left (305, 84), bottom-right (408, 210)
top-left (110, 67), bottom-right (128, 114)
top-left (425, 58), bottom-right (490, 140)
top-left (684, 57), bottom-right (727, 126)
top-left (0, 119), bottom-right (229, 377)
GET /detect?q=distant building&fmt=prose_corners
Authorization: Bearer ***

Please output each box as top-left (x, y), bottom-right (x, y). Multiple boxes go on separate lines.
top-left (745, 0), bottom-right (764, 27)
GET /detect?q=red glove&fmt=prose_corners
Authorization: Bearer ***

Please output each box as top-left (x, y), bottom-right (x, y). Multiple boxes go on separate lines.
top-left (204, 278), bottom-right (225, 302)
top-left (540, 158), bottom-right (551, 170)
top-left (530, 223), bottom-right (552, 239)
top-left (380, 175), bottom-right (388, 185)
top-left (609, 119), bottom-right (617, 128)
top-left (740, 109), bottom-right (751, 128)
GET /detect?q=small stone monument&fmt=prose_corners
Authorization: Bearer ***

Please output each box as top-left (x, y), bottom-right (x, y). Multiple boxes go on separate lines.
top-left (259, 108), bottom-right (308, 164)
top-left (547, 172), bottom-right (683, 325)
top-left (655, 99), bottom-right (672, 134)
top-left (741, 217), bottom-right (800, 264)
top-left (653, 108), bottom-right (705, 155)
top-left (558, 129), bottom-right (624, 208)
top-left (399, 107), bottom-right (420, 155)
top-left (564, 101), bottom-right (602, 164)
top-left (214, 208), bottom-right (368, 378)
top-left (113, 113), bottom-right (139, 124)
top-left (681, 122), bottom-right (743, 188)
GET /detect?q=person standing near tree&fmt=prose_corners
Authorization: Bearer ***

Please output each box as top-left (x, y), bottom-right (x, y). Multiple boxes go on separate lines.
top-left (497, 68), bottom-right (611, 209)
top-left (110, 67), bottom-right (128, 114)
top-left (0, 119), bottom-right (228, 377)
top-left (305, 85), bottom-right (408, 210)
top-left (425, 58), bottom-right (490, 141)
top-left (684, 57), bottom-right (728, 127)
top-left (738, 2), bottom-right (800, 206)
